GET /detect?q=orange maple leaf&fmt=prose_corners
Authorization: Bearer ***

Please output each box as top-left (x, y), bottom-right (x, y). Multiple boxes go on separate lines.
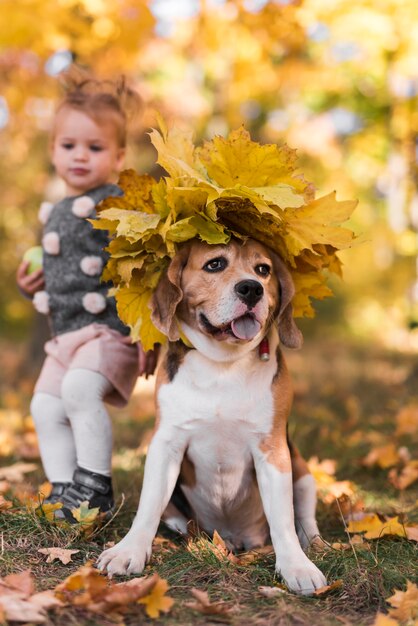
top-left (137, 576), bottom-right (174, 619)
top-left (387, 581), bottom-right (418, 622)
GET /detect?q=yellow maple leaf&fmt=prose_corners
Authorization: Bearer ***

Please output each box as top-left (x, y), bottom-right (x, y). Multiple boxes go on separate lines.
top-left (71, 501), bottom-right (100, 526)
top-left (347, 514), bottom-right (407, 540)
top-left (137, 576), bottom-right (174, 619)
top-left (282, 192), bottom-right (357, 257)
top-left (387, 581), bottom-right (418, 622)
top-left (363, 444), bottom-right (401, 469)
top-left (35, 501), bottom-right (63, 522)
top-left (114, 280), bottom-right (166, 350)
top-left (196, 127), bottom-right (299, 188)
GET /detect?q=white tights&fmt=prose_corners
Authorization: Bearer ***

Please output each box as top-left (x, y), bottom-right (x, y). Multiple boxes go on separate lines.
top-left (31, 368), bottom-right (114, 482)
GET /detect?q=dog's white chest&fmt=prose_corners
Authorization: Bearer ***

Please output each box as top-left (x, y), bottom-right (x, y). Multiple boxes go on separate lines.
top-left (158, 349), bottom-right (276, 438)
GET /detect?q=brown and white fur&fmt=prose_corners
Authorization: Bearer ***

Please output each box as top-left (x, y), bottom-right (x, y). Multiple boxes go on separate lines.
top-left (97, 238), bottom-right (326, 594)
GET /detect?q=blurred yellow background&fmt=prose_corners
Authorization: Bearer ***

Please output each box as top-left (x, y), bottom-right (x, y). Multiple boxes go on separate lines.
top-left (1, 0), bottom-right (417, 356)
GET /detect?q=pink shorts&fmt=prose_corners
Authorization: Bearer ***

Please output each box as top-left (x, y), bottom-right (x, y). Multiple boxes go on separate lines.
top-left (34, 323), bottom-right (140, 407)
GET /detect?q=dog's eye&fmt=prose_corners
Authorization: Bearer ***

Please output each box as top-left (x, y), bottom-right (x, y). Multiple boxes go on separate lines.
top-left (255, 263), bottom-right (271, 277)
top-left (203, 257), bottom-right (228, 272)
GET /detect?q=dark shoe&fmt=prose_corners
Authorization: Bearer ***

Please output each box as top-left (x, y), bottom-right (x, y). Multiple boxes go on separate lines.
top-left (54, 467), bottom-right (114, 524)
top-left (44, 482), bottom-right (70, 504)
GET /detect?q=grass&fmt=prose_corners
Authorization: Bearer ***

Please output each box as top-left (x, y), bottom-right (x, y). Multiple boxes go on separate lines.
top-left (0, 334), bottom-right (417, 624)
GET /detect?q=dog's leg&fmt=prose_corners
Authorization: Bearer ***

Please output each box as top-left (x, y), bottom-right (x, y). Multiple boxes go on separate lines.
top-left (97, 430), bottom-right (187, 576)
top-left (252, 444), bottom-right (327, 595)
top-left (289, 443), bottom-right (322, 548)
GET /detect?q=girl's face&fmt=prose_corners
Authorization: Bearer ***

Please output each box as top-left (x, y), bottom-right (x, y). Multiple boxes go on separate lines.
top-left (52, 108), bottom-right (125, 196)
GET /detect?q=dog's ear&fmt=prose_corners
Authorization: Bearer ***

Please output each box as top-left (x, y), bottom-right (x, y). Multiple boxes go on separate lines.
top-left (150, 245), bottom-right (190, 341)
top-left (271, 252), bottom-right (303, 349)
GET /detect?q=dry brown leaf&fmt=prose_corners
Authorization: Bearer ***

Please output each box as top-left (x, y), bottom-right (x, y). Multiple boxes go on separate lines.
top-left (152, 536), bottom-right (178, 552)
top-left (1, 570), bottom-right (35, 597)
top-left (137, 576), bottom-right (174, 619)
top-left (0, 462), bottom-right (37, 483)
top-left (212, 530), bottom-right (239, 563)
top-left (258, 585), bottom-right (287, 598)
top-left (313, 579), bottom-right (343, 596)
top-left (0, 570), bottom-right (61, 624)
top-left (331, 535), bottom-right (367, 551)
top-left (55, 562), bottom-right (108, 602)
top-left (405, 526), bottom-right (418, 542)
top-left (389, 460), bottom-right (418, 490)
top-left (185, 588), bottom-right (232, 616)
top-left (0, 594), bottom-right (47, 624)
top-left (38, 547), bottom-right (80, 565)
top-left (387, 581), bottom-right (418, 622)
top-left (237, 545), bottom-right (274, 565)
top-left (89, 574), bottom-right (159, 614)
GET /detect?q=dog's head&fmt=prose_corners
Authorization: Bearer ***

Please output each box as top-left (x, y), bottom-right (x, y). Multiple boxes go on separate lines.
top-left (151, 238), bottom-right (302, 354)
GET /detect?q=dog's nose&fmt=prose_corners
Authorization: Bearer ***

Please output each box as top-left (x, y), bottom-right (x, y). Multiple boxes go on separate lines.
top-left (234, 280), bottom-right (264, 307)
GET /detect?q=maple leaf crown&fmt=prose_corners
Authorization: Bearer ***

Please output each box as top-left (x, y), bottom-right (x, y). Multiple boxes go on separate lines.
top-left (91, 121), bottom-right (357, 349)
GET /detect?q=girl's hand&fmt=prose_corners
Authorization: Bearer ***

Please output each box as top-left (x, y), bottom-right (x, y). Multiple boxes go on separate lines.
top-left (16, 261), bottom-right (45, 297)
top-left (138, 344), bottom-right (161, 378)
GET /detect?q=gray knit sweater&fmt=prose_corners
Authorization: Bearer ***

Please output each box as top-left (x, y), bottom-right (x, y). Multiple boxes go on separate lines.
top-left (36, 184), bottom-right (129, 337)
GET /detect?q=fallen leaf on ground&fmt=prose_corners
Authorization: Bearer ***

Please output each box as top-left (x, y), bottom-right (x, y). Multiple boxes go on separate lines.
top-left (185, 588), bottom-right (232, 616)
top-left (405, 526), bottom-right (418, 541)
top-left (137, 576), bottom-right (174, 618)
top-left (395, 404), bottom-right (418, 436)
top-left (57, 564), bottom-right (164, 618)
top-left (307, 457), bottom-right (355, 503)
top-left (258, 585), bottom-right (287, 598)
top-left (212, 530), bottom-right (239, 563)
top-left (55, 562), bottom-right (108, 602)
top-left (331, 535), bottom-right (367, 551)
top-left (389, 460), bottom-right (418, 490)
top-left (0, 495), bottom-right (13, 511)
top-left (347, 514), bottom-right (408, 540)
top-left (313, 580), bottom-right (343, 596)
top-left (38, 547), bottom-right (80, 565)
top-left (71, 501), bottom-right (100, 526)
top-left (35, 501), bottom-right (63, 522)
top-left (237, 545), bottom-right (274, 565)
top-left (89, 575), bottom-right (159, 614)
top-left (372, 613), bottom-right (399, 626)
top-left (387, 581), bottom-right (418, 622)
top-left (187, 531), bottom-right (238, 564)
top-left (0, 462), bottom-right (37, 483)
top-left (362, 444), bottom-right (400, 469)
top-left (0, 571), bottom-right (35, 597)
top-left (0, 570), bottom-right (62, 624)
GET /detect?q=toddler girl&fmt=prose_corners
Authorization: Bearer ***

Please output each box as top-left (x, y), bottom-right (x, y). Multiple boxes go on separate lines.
top-left (16, 71), bottom-right (155, 522)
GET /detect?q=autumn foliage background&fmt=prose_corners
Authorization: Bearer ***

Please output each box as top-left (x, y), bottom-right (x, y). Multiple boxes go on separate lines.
top-left (0, 1), bottom-right (417, 625)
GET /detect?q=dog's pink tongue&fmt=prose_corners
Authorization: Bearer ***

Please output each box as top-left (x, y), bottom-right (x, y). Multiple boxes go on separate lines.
top-left (231, 315), bottom-right (261, 341)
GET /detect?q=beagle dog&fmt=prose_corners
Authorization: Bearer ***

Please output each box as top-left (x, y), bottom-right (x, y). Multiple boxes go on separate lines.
top-left (97, 238), bottom-right (327, 594)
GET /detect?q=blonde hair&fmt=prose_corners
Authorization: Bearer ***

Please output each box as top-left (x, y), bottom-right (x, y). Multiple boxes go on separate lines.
top-left (55, 66), bottom-right (142, 147)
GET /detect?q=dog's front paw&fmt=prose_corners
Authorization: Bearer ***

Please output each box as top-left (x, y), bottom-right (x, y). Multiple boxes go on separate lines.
top-left (277, 554), bottom-right (327, 595)
top-left (97, 537), bottom-right (151, 577)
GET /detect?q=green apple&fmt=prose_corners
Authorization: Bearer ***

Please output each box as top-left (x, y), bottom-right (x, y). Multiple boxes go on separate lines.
top-left (23, 246), bottom-right (43, 274)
